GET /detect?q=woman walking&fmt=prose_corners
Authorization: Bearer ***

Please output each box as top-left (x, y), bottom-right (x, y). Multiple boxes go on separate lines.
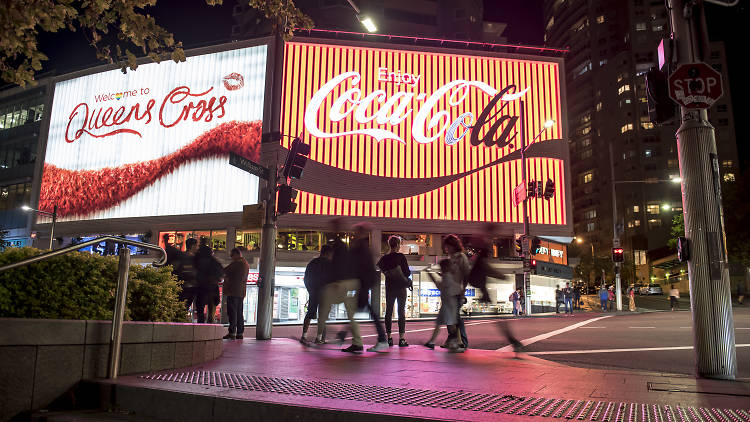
top-left (669, 284), bottom-right (680, 311)
top-left (424, 258), bottom-right (465, 352)
top-left (444, 235), bottom-right (471, 349)
top-left (377, 235), bottom-right (412, 347)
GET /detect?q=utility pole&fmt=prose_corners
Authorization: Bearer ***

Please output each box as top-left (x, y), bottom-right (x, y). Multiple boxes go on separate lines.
top-left (256, 33), bottom-right (285, 340)
top-left (520, 101), bottom-right (532, 316)
top-left (668, 0), bottom-right (736, 379)
top-left (609, 144), bottom-right (623, 311)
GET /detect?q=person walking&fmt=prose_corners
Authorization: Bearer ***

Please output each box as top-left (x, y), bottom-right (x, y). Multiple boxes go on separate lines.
top-left (350, 223), bottom-right (390, 352)
top-left (194, 238), bottom-right (223, 323)
top-left (223, 248), bottom-right (249, 339)
top-left (563, 282), bottom-right (574, 315)
top-left (424, 259), bottom-right (465, 352)
top-left (301, 245), bottom-right (334, 344)
top-left (377, 235), bottom-right (411, 347)
top-left (599, 285), bottom-right (608, 312)
top-left (573, 285), bottom-right (581, 310)
top-left (443, 234), bottom-right (471, 349)
top-left (510, 288), bottom-right (521, 316)
top-left (175, 238), bottom-right (199, 315)
top-left (555, 286), bottom-right (563, 313)
top-left (628, 284), bottom-right (636, 312)
top-left (607, 286), bottom-right (615, 311)
top-left (738, 281), bottom-right (745, 305)
top-left (668, 284), bottom-right (680, 311)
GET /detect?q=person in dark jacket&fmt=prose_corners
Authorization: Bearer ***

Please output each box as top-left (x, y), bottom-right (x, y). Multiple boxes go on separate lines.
top-left (350, 223), bottom-right (389, 352)
top-left (301, 245), bottom-right (334, 344)
top-left (162, 233), bottom-right (181, 270)
top-left (563, 282), bottom-right (574, 315)
top-left (223, 248), bottom-right (249, 339)
top-left (194, 238), bottom-right (222, 323)
top-left (377, 235), bottom-right (411, 347)
top-left (175, 238), bottom-right (199, 314)
top-left (555, 286), bottom-right (564, 313)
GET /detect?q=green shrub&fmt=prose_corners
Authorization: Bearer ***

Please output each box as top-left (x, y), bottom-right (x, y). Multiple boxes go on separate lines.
top-left (0, 247), bottom-right (188, 322)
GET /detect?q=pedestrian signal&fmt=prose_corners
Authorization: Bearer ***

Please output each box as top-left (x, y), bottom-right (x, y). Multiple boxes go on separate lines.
top-left (612, 247), bottom-right (624, 263)
top-left (277, 184), bottom-right (298, 215)
top-left (527, 181), bottom-right (536, 198)
top-left (282, 137), bottom-right (311, 180)
top-left (531, 237), bottom-right (542, 255)
top-left (543, 179), bottom-right (555, 200)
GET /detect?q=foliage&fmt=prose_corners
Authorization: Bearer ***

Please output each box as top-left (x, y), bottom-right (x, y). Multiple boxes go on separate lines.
top-left (722, 171), bottom-right (750, 267)
top-left (667, 214), bottom-right (684, 250)
top-left (0, 247), bottom-right (187, 322)
top-left (1, 0), bottom-right (313, 87)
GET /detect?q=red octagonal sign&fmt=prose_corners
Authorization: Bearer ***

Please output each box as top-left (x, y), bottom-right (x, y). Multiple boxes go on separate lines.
top-left (668, 62), bottom-right (723, 109)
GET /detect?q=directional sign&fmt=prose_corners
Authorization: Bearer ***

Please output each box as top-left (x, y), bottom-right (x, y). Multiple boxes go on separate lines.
top-left (668, 62), bottom-right (723, 109)
top-left (229, 153), bottom-right (270, 180)
top-left (513, 181), bottom-right (527, 207)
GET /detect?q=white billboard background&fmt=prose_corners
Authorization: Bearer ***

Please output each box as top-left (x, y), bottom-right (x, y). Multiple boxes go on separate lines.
top-left (42, 45), bottom-right (267, 222)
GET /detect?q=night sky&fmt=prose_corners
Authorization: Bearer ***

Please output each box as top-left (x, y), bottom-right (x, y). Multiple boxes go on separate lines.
top-left (27, 0), bottom-right (749, 163)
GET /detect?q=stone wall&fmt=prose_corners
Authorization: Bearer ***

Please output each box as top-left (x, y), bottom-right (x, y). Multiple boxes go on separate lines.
top-left (0, 318), bottom-right (224, 421)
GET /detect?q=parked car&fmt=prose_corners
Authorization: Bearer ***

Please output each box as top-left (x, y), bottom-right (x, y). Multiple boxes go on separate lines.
top-left (639, 284), bottom-right (664, 295)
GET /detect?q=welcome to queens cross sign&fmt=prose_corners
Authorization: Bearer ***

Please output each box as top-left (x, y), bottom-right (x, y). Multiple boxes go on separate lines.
top-left (279, 42), bottom-right (570, 228)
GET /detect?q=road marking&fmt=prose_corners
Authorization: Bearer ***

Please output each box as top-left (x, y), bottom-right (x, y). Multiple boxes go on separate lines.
top-left (527, 344), bottom-right (750, 356)
top-left (629, 326), bottom-right (655, 329)
top-left (737, 328), bottom-right (750, 330)
top-left (579, 326), bottom-right (606, 329)
top-left (496, 315), bottom-right (612, 352)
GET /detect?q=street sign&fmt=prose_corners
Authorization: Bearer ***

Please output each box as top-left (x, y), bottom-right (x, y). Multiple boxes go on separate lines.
top-left (229, 153), bottom-right (270, 180)
top-left (668, 62), bottom-right (723, 109)
top-left (241, 204), bottom-right (265, 228)
top-left (513, 181), bottom-right (527, 207)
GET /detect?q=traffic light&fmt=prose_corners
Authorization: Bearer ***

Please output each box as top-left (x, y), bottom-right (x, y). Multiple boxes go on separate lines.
top-left (645, 67), bottom-right (676, 125)
top-left (531, 237), bottom-right (542, 255)
top-left (612, 247), bottom-right (624, 263)
top-left (543, 179), bottom-right (555, 200)
top-left (277, 184), bottom-right (298, 215)
top-left (527, 181), bottom-right (536, 198)
top-left (515, 237), bottom-right (523, 254)
top-left (282, 137), bottom-right (311, 180)
top-left (529, 258), bottom-right (537, 271)
top-left (536, 181), bottom-right (543, 198)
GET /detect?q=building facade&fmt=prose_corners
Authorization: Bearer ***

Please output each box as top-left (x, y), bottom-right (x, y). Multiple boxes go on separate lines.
top-left (543, 0), bottom-right (738, 285)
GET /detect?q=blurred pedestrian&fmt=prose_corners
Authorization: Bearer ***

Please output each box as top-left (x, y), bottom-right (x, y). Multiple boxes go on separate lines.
top-left (316, 226), bottom-right (364, 353)
top-left (563, 282), bottom-right (574, 315)
top-left (161, 233), bottom-right (181, 269)
top-left (738, 282), bottom-right (745, 305)
top-left (555, 286), bottom-right (563, 313)
top-left (301, 245), bottom-right (334, 344)
top-left (350, 223), bottom-right (389, 352)
top-left (377, 235), bottom-right (411, 347)
top-left (628, 284), bottom-right (636, 311)
top-left (444, 234), bottom-right (471, 349)
top-left (599, 285), bottom-right (608, 312)
top-left (466, 224), bottom-right (507, 302)
top-left (669, 284), bottom-right (680, 311)
top-left (223, 248), bottom-right (249, 339)
top-left (424, 258), bottom-right (465, 352)
top-left (175, 238), bottom-right (199, 315)
top-left (607, 286), bottom-right (615, 311)
top-left (195, 238), bottom-right (223, 323)
top-left (510, 288), bottom-right (521, 316)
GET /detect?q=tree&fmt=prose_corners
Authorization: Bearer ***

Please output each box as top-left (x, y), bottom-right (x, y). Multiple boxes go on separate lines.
top-left (0, 0), bottom-right (312, 87)
top-left (667, 214), bottom-right (684, 250)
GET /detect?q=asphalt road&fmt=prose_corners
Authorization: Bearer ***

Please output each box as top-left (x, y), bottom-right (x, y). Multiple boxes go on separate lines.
top-left (242, 304), bottom-right (750, 379)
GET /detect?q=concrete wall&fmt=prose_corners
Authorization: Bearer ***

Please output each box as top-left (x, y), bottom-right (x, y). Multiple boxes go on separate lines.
top-left (0, 318), bottom-right (224, 421)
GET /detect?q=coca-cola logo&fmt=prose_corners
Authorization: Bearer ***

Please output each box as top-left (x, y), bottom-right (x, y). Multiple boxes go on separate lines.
top-left (303, 68), bottom-right (529, 149)
top-left (63, 73), bottom-right (243, 143)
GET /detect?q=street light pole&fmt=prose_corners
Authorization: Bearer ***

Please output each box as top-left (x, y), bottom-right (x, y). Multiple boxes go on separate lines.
top-left (609, 144), bottom-right (623, 311)
top-left (21, 205), bottom-right (57, 250)
top-left (520, 100), bottom-right (532, 316)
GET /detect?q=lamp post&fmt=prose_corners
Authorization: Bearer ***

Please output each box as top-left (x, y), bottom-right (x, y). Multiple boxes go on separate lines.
top-left (346, 0), bottom-right (377, 32)
top-left (519, 98), bottom-right (555, 315)
top-left (21, 205), bottom-right (57, 250)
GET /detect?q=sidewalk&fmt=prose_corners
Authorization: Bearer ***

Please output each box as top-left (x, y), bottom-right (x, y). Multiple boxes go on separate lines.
top-left (88, 337), bottom-right (750, 422)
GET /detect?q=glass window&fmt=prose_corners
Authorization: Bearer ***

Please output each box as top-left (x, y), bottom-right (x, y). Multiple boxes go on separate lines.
top-left (646, 204), bottom-right (660, 214)
top-left (633, 205), bottom-right (640, 213)
top-left (583, 172), bottom-right (593, 183)
top-left (596, 15), bottom-right (605, 24)
top-left (236, 231), bottom-right (262, 251)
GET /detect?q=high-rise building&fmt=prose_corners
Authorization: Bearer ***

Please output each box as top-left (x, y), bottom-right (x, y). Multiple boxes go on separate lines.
top-left (231, 0), bottom-right (484, 41)
top-left (543, 0), bottom-right (738, 283)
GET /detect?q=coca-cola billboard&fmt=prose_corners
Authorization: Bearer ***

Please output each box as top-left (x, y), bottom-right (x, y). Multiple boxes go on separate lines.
top-left (40, 44), bottom-right (268, 222)
top-left (281, 42), bottom-right (568, 225)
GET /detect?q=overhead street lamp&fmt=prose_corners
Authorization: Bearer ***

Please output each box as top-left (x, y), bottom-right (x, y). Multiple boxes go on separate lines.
top-left (21, 205), bottom-right (57, 250)
top-left (346, 0), bottom-right (377, 32)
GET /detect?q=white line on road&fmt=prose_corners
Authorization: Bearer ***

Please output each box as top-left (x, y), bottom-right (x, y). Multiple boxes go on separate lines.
top-left (629, 326), bottom-right (655, 329)
top-left (737, 328), bottom-right (750, 330)
top-left (527, 344), bottom-right (750, 356)
top-left (579, 326), bottom-right (607, 329)
top-left (496, 315), bottom-right (613, 352)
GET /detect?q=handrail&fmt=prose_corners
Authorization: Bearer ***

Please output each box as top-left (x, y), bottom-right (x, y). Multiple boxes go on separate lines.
top-left (0, 236), bottom-right (167, 379)
top-left (0, 235), bottom-right (166, 272)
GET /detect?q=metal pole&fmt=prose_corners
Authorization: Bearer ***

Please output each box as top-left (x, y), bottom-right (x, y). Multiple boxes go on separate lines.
top-left (256, 33), bottom-right (285, 340)
top-left (520, 100), bottom-right (532, 316)
top-left (108, 246), bottom-right (130, 379)
top-left (609, 144), bottom-right (623, 311)
top-left (669, 0), bottom-right (736, 379)
top-left (48, 205), bottom-right (57, 250)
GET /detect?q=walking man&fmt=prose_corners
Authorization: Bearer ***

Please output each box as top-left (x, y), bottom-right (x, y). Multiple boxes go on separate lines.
top-left (668, 284), bottom-right (680, 311)
top-left (510, 288), bottom-right (521, 316)
top-left (350, 223), bottom-right (389, 352)
top-left (223, 248), bottom-right (249, 339)
top-left (555, 286), bottom-right (563, 313)
top-left (563, 282), bottom-right (574, 315)
top-left (175, 238), bottom-right (199, 316)
top-left (301, 245), bottom-right (333, 344)
top-left (628, 284), bottom-right (636, 312)
top-left (599, 285), bottom-right (608, 312)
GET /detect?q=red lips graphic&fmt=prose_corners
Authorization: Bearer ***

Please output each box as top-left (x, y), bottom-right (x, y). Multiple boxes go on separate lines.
top-left (223, 73), bottom-right (244, 91)
top-left (39, 120), bottom-right (261, 218)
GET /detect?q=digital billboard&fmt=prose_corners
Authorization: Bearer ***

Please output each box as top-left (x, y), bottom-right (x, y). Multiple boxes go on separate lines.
top-left (280, 42), bottom-right (567, 225)
top-left (40, 44), bottom-right (268, 222)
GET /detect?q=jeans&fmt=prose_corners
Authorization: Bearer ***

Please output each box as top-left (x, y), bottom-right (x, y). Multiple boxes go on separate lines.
top-left (385, 287), bottom-right (407, 336)
top-left (564, 297), bottom-right (573, 313)
top-left (512, 300), bottom-right (519, 316)
top-left (600, 299), bottom-right (607, 311)
top-left (226, 296), bottom-right (245, 335)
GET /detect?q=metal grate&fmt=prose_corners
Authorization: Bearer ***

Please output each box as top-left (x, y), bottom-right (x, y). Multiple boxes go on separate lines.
top-left (140, 371), bottom-right (750, 421)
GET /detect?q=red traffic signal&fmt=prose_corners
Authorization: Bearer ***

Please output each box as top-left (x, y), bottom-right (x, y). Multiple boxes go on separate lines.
top-left (277, 184), bottom-right (298, 215)
top-left (612, 247), bottom-right (624, 263)
top-left (282, 137), bottom-right (311, 180)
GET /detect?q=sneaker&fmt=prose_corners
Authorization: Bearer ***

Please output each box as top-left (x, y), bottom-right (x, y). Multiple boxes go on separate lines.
top-left (342, 344), bottom-right (364, 353)
top-left (423, 342), bottom-right (435, 349)
top-left (223, 334), bottom-right (236, 340)
top-left (236, 334), bottom-right (243, 339)
top-left (387, 337), bottom-right (394, 346)
top-left (399, 339), bottom-right (409, 347)
top-left (367, 341), bottom-right (390, 352)
top-left (314, 338), bottom-right (326, 345)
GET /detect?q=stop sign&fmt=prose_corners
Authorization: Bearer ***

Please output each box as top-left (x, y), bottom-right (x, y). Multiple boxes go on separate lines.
top-left (668, 62), bottom-right (723, 109)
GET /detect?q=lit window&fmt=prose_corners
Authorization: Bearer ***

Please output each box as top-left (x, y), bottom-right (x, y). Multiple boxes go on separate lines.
top-left (646, 204), bottom-right (660, 214)
top-left (639, 96), bottom-right (648, 103)
top-left (583, 172), bottom-right (593, 183)
top-left (596, 102), bottom-right (602, 111)
top-left (636, 22), bottom-right (647, 31)
top-left (652, 24), bottom-right (663, 32)
top-left (641, 121), bottom-right (654, 129)
top-left (581, 138), bottom-right (592, 147)
top-left (648, 219), bottom-right (662, 228)
top-left (621, 123), bottom-right (634, 133)
top-left (587, 222), bottom-right (596, 232)
top-left (596, 15), bottom-right (605, 24)
top-left (600, 59), bottom-right (608, 66)
top-left (634, 250), bottom-right (647, 265)
top-left (634, 220), bottom-right (641, 227)
top-left (724, 173), bottom-right (736, 182)
top-left (633, 205), bottom-right (640, 213)
top-left (722, 160), bottom-right (733, 168)
top-left (644, 149), bottom-right (652, 157)
top-left (584, 209), bottom-right (597, 219)
top-left (618, 84), bottom-right (631, 94)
